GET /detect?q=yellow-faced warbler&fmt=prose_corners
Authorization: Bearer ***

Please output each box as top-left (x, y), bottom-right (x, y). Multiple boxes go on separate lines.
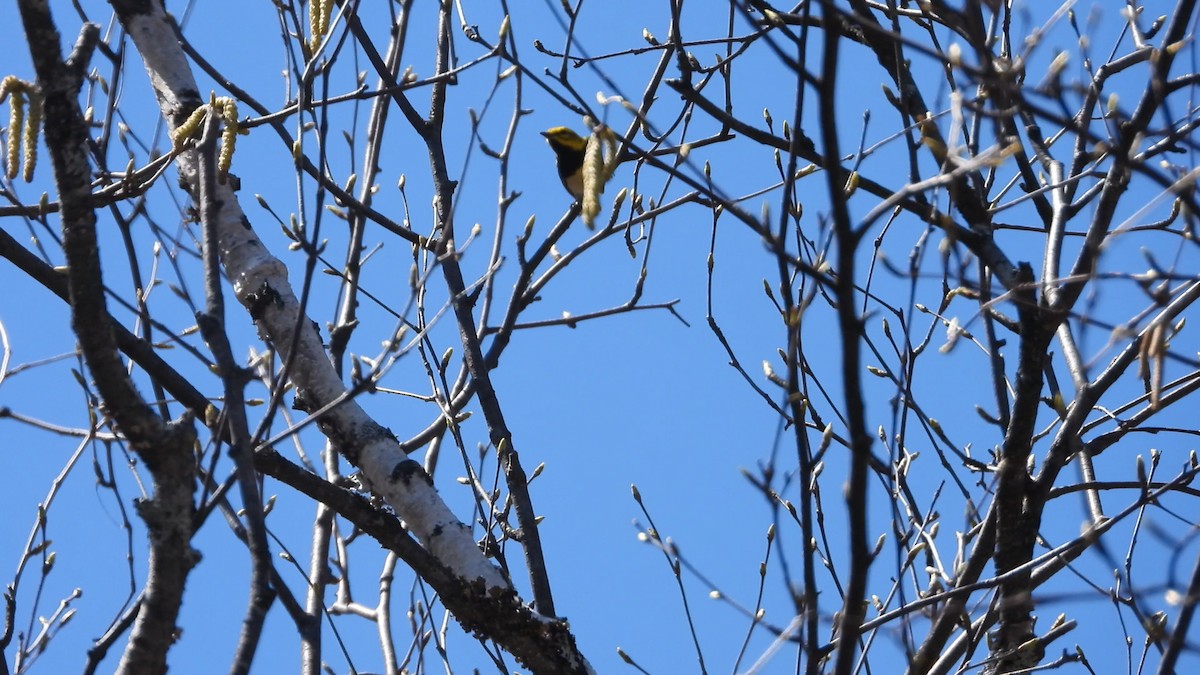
top-left (541, 126), bottom-right (587, 201)
top-left (542, 125), bottom-right (620, 228)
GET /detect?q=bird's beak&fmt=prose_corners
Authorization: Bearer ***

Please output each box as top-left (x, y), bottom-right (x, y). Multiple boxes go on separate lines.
top-left (539, 131), bottom-right (550, 138)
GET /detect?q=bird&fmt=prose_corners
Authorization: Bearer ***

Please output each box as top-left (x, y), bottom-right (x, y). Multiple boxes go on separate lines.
top-left (541, 126), bottom-right (587, 201)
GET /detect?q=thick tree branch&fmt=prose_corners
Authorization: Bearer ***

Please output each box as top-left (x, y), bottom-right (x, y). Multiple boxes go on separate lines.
top-left (15, 5), bottom-right (197, 674)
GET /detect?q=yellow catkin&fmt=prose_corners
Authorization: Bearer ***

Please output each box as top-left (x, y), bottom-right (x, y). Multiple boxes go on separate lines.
top-left (22, 89), bottom-right (41, 182)
top-left (166, 97), bottom-right (244, 180)
top-left (581, 132), bottom-right (605, 227)
top-left (580, 126), bottom-right (619, 229)
top-left (309, 0), bottom-right (324, 46)
top-left (7, 90), bottom-right (24, 180)
top-left (309, 0), bottom-right (333, 51)
top-left (320, 0), bottom-right (334, 38)
top-left (172, 105), bottom-right (208, 149)
top-left (217, 97), bottom-right (239, 179)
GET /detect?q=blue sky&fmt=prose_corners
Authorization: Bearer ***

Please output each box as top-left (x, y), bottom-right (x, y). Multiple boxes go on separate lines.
top-left (2, 1), bottom-right (1199, 673)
